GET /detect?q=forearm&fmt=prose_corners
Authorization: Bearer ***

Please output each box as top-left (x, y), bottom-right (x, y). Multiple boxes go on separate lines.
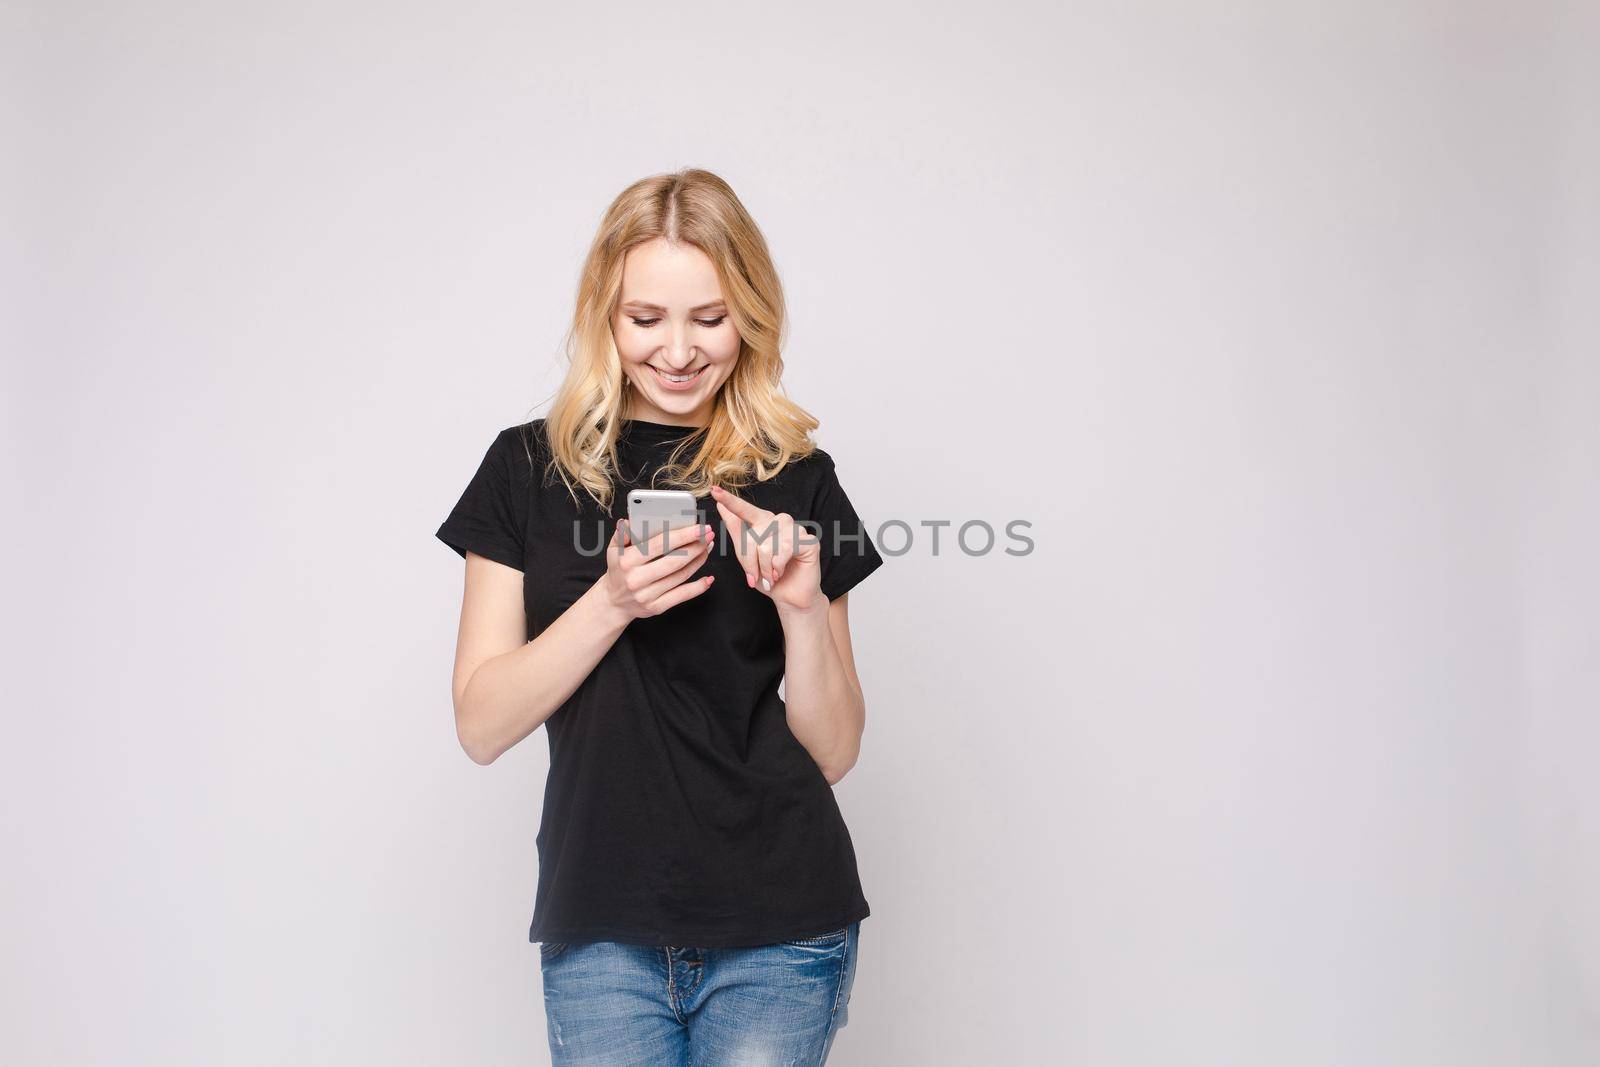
top-left (457, 579), bottom-right (630, 764)
top-left (779, 596), bottom-right (864, 784)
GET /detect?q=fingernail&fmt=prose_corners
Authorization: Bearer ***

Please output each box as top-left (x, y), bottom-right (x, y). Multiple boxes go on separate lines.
top-left (746, 573), bottom-right (755, 588)
top-left (760, 577), bottom-right (771, 592)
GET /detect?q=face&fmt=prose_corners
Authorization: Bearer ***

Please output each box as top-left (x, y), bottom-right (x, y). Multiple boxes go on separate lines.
top-left (612, 238), bottom-right (742, 427)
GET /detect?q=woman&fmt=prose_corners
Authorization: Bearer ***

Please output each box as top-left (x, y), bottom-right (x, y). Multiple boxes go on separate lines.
top-left (436, 168), bottom-right (885, 1066)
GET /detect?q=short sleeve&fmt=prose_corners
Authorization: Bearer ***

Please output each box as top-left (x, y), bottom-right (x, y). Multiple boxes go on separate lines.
top-left (436, 427), bottom-right (530, 572)
top-left (806, 451), bottom-right (885, 602)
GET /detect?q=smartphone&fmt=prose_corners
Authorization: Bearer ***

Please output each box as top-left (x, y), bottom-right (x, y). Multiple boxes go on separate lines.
top-left (625, 489), bottom-right (701, 555)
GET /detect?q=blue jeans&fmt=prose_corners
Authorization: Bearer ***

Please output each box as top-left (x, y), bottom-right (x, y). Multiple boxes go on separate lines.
top-left (538, 921), bottom-right (861, 1066)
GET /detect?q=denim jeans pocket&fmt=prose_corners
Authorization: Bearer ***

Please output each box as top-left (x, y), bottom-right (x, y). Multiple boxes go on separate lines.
top-left (782, 926), bottom-right (848, 948)
top-left (833, 924), bottom-right (860, 1024)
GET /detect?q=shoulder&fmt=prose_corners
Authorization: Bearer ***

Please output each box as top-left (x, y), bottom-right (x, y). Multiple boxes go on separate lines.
top-left (768, 443), bottom-right (835, 487)
top-left (797, 444), bottom-right (836, 472)
top-left (496, 415), bottom-right (547, 460)
top-left (771, 444), bottom-right (844, 511)
top-left (499, 418), bottom-right (546, 447)
top-left (493, 419), bottom-right (549, 477)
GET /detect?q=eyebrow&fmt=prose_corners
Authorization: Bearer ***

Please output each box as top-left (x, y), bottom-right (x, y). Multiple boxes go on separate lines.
top-left (621, 300), bottom-right (727, 313)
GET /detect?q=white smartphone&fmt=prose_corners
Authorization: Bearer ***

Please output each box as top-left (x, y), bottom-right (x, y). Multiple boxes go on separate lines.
top-left (625, 489), bottom-right (701, 554)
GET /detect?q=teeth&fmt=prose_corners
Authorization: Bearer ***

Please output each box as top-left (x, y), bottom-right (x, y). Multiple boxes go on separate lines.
top-left (658, 367), bottom-right (701, 382)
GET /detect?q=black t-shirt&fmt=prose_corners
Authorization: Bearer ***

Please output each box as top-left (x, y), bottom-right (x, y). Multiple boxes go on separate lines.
top-left (436, 417), bottom-right (885, 948)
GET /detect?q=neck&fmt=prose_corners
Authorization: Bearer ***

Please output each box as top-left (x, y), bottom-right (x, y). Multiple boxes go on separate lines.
top-left (623, 397), bottom-right (712, 430)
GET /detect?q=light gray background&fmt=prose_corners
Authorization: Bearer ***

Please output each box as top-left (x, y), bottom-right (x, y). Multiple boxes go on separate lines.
top-left (5, 2), bottom-right (1597, 1064)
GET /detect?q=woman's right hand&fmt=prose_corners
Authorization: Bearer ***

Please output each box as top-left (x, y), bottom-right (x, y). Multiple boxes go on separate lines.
top-left (600, 517), bottom-right (717, 620)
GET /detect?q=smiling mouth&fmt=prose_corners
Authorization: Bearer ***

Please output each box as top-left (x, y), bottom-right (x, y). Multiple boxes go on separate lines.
top-left (651, 365), bottom-right (708, 383)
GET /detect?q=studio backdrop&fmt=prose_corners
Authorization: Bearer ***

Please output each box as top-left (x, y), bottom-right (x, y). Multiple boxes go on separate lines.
top-left (5, 2), bottom-right (1597, 1064)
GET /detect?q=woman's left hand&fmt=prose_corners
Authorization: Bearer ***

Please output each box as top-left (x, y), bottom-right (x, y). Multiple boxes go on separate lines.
top-left (709, 484), bottom-right (825, 614)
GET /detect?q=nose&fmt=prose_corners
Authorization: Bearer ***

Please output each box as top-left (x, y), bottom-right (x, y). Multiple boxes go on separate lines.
top-left (662, 323), bottom-right (695, 369)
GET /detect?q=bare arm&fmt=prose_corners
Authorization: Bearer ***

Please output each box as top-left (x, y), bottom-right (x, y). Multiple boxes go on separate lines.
top-left (707, 482), bottom-right (870, 786)
top-left (449, 519), bottom-right (716, 765)
top-left (449, 553), bottom-right (627, 765)
top-left (777, 592), bottom-right (866, 785)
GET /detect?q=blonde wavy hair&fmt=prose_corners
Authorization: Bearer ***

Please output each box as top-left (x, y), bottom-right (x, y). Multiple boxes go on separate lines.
top-left (538, 168), bottom-right (821, 512)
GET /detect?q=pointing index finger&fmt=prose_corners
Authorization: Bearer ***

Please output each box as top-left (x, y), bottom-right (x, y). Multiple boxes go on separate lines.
top-left (709, 484), bottom-right (767, 524)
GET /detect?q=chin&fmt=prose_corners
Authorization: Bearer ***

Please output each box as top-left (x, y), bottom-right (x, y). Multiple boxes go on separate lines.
top-left (647, 390), bottom-right (701, 410)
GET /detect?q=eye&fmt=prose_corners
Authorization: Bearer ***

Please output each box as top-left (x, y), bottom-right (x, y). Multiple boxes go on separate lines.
top-left (627, 315), bottom-right (727, 328)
